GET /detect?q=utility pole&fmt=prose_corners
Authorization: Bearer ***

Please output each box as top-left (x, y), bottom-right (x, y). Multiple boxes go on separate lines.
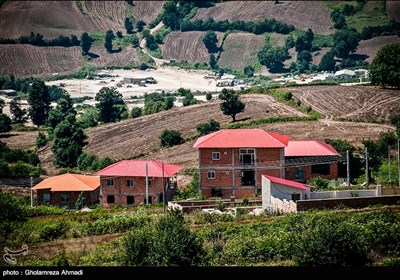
top-left (388, 146), bottom-right (391, 181)
top-left (162, 162), bottom-right (165, 213)
top-left (398, 139), bottom-right (400, 188)
top-left (145, 163), bottom-right (149, 205)
top-left (346, 150), bottom-right (350, 186)
top-left (30, 176), bottom-right (34, 208)
top-left (365, 147), bottom-right (369, 187)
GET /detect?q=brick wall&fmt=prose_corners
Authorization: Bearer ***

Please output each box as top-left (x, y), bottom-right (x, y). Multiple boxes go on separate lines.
top-left (382, 188), bottom-right (400, 195)
top-left (286, 162), bottom-right (338, 182)
top-left (100, 176), bottom-right (166, 207)
top-left (297, 195), bottom-right (400, 211)
top-left (36, 189), bottom-right (100, 207)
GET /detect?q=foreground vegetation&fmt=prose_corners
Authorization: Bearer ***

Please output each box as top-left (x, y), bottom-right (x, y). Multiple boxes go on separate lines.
top-left (2, 191), bottom-right (399, 267)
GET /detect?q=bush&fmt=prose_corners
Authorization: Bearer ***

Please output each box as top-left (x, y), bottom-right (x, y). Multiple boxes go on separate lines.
top-left (293, 219), bottom-right (370, 266)
top-left (196, 119), bottom-right (220, 136)
top-left (130, 107), bottom-right (142, 118)
top-left (160, 129), bottom-right (184, 147)
top-left (206, 92), bottom-right (212, 101)
top-left (307, 176), bottom-right (330, 191)
top-left (36, 132), bottom-right (48, 148)
top-left (39, 220), bottom-right (69, 241)
top-left (123, 211), bottom-right (206, 266)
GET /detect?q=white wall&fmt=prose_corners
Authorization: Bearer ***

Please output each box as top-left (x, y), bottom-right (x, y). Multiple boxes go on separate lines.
top-left (310, 188), bottom-right (379, 200)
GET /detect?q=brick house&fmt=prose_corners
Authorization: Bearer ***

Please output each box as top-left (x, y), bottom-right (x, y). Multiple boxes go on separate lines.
top-left (95, 160), bottom-right (182, 207)
top-left (193, 129), bottom-right (290, 199)
top-left (285, 140), bottom-right (341, 182)
top-left (32, 173), bottom-right (100, 208)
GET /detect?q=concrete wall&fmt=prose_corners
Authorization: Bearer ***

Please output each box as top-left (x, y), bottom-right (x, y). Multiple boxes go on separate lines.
top-left (310, 188), bottom-right (379, 200)
top-left (262, 176), bottom-right (310, 209)
top-left (297, 195), bottom-right (400, 211)
top-left (100, 176), bottom-right (171, 207)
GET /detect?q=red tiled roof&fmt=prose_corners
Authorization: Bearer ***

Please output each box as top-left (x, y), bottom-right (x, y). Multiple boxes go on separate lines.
top-left (193, 129), bottom-right (289, 148)
top-left (94, 160), bottom-right (182, 177)
top-left (285, 140), bottom-right (340, 157)
top-left (32, 174), bottom-right (100, 192)
top-left (263, 175), bottom-right (309, 190)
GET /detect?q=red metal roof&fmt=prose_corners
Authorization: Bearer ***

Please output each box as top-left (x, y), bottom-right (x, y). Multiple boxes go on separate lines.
top-left (94, 160), bottom-right (182, 177)
top-left (284, 140), bottom-right (340, 157)
top-left (32, 173), bottom-right (100, 192)
top-left (193, 129), bottom-right (289, 148)
top-left (263, 175), bottom-right (309, 190)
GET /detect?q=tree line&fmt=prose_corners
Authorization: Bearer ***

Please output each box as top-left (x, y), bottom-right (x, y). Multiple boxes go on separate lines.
top-left (0, 32), bottom-right (80, 47)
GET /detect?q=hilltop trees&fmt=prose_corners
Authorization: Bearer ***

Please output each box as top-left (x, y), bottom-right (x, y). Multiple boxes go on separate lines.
top-left (28, 80), bottom-right (51, 126)
top-left (369, 43), bottom-right (400, 88)
top-left (218, 88), bottom-right (245, 122)
top-left (95, 87), bottom-right (126, 123)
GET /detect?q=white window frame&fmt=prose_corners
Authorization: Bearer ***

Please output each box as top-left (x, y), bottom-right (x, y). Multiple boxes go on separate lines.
top-left (127, 179), bottom-right (134, 188)
top-left (106, 179), bottom-right (114, 187)
top-left (212, 152), bottom-right (220, 161)
top-left (207, 170), bottom-right (216, 179)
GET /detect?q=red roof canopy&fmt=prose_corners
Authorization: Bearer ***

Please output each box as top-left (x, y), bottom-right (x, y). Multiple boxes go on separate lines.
top-left (285, 140), bottom-right (340, 157)
top-left (263, 175), bottom-right (309, 190)
top-left (94, 160), bottom-right (182, 177)
top-left (193, 129), bottom-right (289, 148)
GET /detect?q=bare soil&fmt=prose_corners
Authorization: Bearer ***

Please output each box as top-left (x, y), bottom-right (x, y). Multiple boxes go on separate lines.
top-left (193, 1), bottom-right (334, 35)
top-left (355, 35), bottom-right (400, 63)
top-left (386, 1), bottom-right (400, 23)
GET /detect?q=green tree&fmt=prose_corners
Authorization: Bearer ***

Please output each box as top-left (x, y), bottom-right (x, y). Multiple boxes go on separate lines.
top-left (369, 43), bottom-right (400, 89)
top-left (47, 95), bottom-right (75, 138)
top-left (75, 191), bottom-right (85, 210)
top-left (180, 88), bottom-right (198, 106)
top-left (52, 114), bottom-right (87, 168)
top-left (95, 87), bottom-right (125, 123)
top-left (0, 114), bottom-right (11, 133)
top-left (9, 97), bottom-right (28, 124)
top-left (130, 107), bottom-right (142, 118)
top-left (104, 30), bottom-right (115, 53)
top-left (123, 211), bottom-right (206, 266)
top-left (196, 119), bottom-right (220, 136)
top-left (209, 54), bottom-right (217, 69)
top-left (206, 92), bottom-right (212, 101)
top-left (243, 65), bottom-right (254, 77)
top-left (203, 31), bottom-right (218, 53)
top-left (136, 20), bottom-right (146, 32)
top-left (160, 129), bottom-right (184, 147)
top-left (318, 51), bottom-right (336, 71)
top-left (332, 28), bottom-right (360, 58)
top-left (125, 17), bottom-right (134, 34)
top-left (28, 80), bottom-right (51, 126)
top-left (80, 32), bottom-right (92, 55)
top-left (257, 45), bottom-right (287, 72)
top-left (218, 88), bottom-right (245, 122)
top-left (77, 106), bottom-right (99, 129)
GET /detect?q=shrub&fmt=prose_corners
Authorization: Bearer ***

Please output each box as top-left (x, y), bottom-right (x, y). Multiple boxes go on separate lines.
top-left (160, 129), bottom-right (184, 147)
top-left (39, 220), bottom-right (69, 241)
top-left (307, 176), bottom-right (330, 191)
top-left (36, 132), bottom-right (48, 148)
top-left (206, 92), bottom-right (212, 101)
top-left (196, 119), bottom-right (220, 136)
top-left (130, 107), bottom-right (142, 118)
top-left (123, 211), bottom-right (206, 266)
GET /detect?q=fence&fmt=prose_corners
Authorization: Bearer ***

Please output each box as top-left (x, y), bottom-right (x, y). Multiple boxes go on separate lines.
top-left (0, 177), bottom-right (42, 187)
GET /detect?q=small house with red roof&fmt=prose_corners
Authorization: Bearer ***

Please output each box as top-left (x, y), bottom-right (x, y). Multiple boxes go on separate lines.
top-left (284, 140), bottom-right (341, 182)
top-left (32, 173), bottom-right (100, 207)
top-left (95, 160), bottom-right (182, 207)
top-left (193, 129), bottom-right (290, 199)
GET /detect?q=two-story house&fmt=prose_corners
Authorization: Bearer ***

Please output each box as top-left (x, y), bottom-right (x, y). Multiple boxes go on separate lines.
top-left (193, 129), bottom-right (289, 199)
top-left (95, 160), bottom-right (182, 207)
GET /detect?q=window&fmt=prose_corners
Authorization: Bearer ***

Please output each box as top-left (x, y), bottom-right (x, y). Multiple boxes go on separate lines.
top-left (212, 152), bottom-right (220, 160)
top-left (146, 179), bottom-right (152, 186)
top-left (127, 196), bottom-right (135, 205)
top-left (207, 170), bottom-right (216, 179)
top-left (106, 179), bottom-right (114, 187)
top-left (127, 179), bottom-right (134, 188)
top-left (295, 167), bottom-right (304, 181)
top-left (144, 196), bottom-right (152, 204)
top-left (311, 164), bottom-right (330, 175)
top-left (239, 149), bottom-right (255, 165)
top-left (60, 194), bottom-right (70, 203)
top-left (107, 195), bottom-right (115, 204)
top-left (241, 170), bottom-right (255, 186)
top-left (211, 188), bottom-right (222, 198)
top-left (43, 193), bottom-right (50, 202)
top-left (291, 193), bottom-right (301, 201)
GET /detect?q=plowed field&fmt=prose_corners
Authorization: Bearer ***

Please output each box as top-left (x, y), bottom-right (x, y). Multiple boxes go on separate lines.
top-left (161, 31), bottom-right (223, 64)
top-left (193, 1), bottom-right (333, 35)
top-left (355, 35), bottom-right (400, 63)
top-left (287, 86), bottom-right (400, 122)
